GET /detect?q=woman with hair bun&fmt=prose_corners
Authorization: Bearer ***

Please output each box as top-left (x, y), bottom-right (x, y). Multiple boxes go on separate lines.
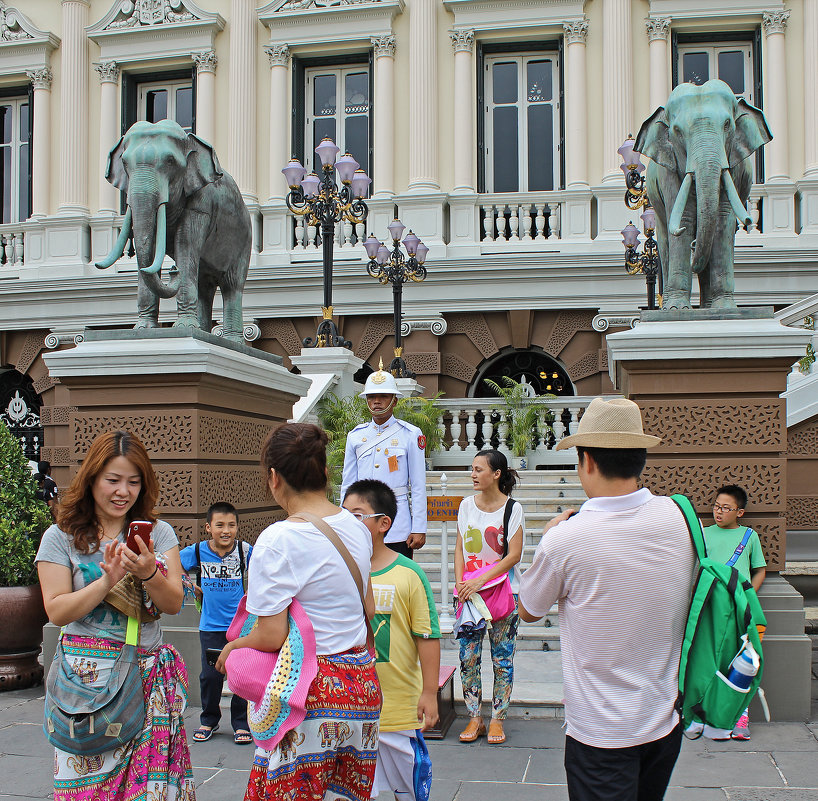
top-left (216, 422), bottom-right (380, 801)
top-left (454, 448), bottom-right (525, 746)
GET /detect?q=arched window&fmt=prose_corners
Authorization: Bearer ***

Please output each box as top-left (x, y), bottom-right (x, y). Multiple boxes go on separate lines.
top-left (0, 369), bottom-right (44, 461)
top-left (469, 348), bottom-right (573, 398)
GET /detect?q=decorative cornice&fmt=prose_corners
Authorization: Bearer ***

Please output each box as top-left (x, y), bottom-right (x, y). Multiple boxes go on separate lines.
top-left (44, 331), bottom-right (85, 349)
top-left (645, 16), bottom-right (671, 42)
top-left (100, 0), bottom-right (196, 30)
top-left (265, 43), bottom-right (290, 67)
top-left (94, 60), bottom-right (119, 83)
top-left (27, 66), bottom-right (53, 89)
top-left (400, 317), bottom-right (448, 337)
top-left (211, 321), bottom-right (261, 342)
top-left (592, 314), bottom-right (639, 332)
top-left (371, 33), bottom-right (395, 57)
top-left (762, 9), bottom-right (790, 35)
top-left (191, 49), bottom-right (217, 73)
top-left (449, 28), bottom-right (474, 53)
top-left (0, 2), bottom-right (59, 52)
top-left (271, 0), bottom-right (376, 10)
top-left (562, 18), bottom-right (588, 45)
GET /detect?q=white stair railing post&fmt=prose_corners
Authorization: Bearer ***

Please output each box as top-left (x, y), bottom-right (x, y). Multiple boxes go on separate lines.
top-left (463, 411), bottom-right (478, 456)
top-left (449, 409), bottom-right (463, 452)
top-left (437, 472), bottom-right (456, 634)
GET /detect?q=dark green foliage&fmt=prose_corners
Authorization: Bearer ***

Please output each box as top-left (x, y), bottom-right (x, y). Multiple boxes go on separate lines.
top-left (0, 423), bottom-right (52, 586)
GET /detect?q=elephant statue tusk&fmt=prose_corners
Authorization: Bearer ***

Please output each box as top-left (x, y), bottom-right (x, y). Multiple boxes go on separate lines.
top-left (722, 170), bottom-right (752, 227)
top-left (668, 172), bottom-right (693, 237)
top-left (141, 202), bottom-right (167, 275)
top-left (95, 207), bottom-right (132, 270)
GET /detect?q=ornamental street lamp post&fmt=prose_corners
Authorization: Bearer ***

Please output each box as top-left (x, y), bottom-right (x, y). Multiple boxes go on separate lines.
top-left (282, 139), bottom-right (371, 347)
top-left (618, 135), bottom-right (661, 310)
top-left (363, 220), bottom-right (429, 378)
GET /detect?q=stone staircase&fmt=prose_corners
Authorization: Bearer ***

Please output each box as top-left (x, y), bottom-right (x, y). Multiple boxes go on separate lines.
top-left (418, 470), bottom-right (587, 652)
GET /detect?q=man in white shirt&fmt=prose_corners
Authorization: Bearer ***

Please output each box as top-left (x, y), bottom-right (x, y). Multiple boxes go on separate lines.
top-left (519, 398), bottom-right (695, 801)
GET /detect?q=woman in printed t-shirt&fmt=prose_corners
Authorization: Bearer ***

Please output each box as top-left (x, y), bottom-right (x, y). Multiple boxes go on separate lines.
top-left (215, 422), bottom-right (381, 801)
top-left (454, 448), bottom-right (525, 746)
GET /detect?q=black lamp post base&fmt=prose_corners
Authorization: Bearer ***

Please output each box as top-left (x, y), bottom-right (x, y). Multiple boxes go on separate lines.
top-left (303, 318), bottom-right (351, 349)
top-left (389, 356), bottom-right (415, 379)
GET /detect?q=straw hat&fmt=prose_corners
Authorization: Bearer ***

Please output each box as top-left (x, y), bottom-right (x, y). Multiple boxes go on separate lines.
top-left (555, 397), bottom-right (661, 451)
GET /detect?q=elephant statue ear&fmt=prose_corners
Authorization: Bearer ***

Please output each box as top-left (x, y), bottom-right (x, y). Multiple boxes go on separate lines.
top-left (634, 107), bottom-right (677, 172)
top-left (105, 135), bottom-right (129, 192)
top-left (729, 99), bottom-right (773, 168)
top-left (184, 134), bottom-right (223, 195)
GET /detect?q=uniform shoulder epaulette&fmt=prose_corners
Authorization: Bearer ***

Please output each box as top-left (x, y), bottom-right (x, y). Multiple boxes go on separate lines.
top-left (350, 422), bottom-right (369, 432)
top-left (395, 417), bottom-right (421, 433)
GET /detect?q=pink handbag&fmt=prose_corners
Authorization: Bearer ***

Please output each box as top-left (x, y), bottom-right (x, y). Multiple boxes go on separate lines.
top-left (454, 563), bottom-right (515, 620)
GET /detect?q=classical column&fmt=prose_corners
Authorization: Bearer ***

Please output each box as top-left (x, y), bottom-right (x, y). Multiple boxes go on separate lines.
top-left (449, 30), bottom-right (474, 193)
top-left (601, 0), bottom-right (633, 182)
top-left (563, 19), bottom-right (588, 188)
top-left (408, 0), bottom-right (438, 191)
top-left (805, 0), bottom-right (818, 176)
top-left (192, 51), bottom-right (218, 146)
top-left (763, 10), bottom-right (791, 182)
top-left (265, 44), bottom-right (290, 201)
top-left (26, 68), bottom-right (52, 218)
top-left (228, 0), bottom-right (257, 201)
top-left (646, 17), bottom-right (671, 112)
top-left (59, 0), bottom-right (89, 213)
top-left (372, 35), bottom-right (396, 196)
top-left (95, 62), bottom-right (119, 214)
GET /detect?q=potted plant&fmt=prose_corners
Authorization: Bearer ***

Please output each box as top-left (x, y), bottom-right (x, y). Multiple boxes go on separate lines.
top-left (0, 422), bottom-right (52, 691)
top-left (484, 376), bottom-right (553, 469)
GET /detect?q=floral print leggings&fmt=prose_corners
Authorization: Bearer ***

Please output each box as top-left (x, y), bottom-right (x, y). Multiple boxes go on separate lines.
top-left (458, 602), bottom-right (519, 719)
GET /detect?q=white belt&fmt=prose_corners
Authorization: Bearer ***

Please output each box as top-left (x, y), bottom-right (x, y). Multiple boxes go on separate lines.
top-left (393, 486), bottom-right (409, 498)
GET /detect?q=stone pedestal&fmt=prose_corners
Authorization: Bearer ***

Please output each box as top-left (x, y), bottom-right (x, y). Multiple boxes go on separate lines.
top-left (42, 329), bottom-right (310, 548)
top-left (395, 377), bottom-right (425, 397)
top-left (607, 313), bottom-right (813, 721)
top-left (290, 346), bottom-right (364, 422)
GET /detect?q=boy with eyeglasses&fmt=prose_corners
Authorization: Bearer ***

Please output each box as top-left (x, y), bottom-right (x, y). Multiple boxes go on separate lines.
top-left (343, 479), bottom-right (439, 801)
top-left (702, 484), bottom-right (767, 741)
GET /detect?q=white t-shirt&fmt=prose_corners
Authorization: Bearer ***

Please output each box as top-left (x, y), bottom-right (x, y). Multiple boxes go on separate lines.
top-left (246, 509), bottom-right (373, 655)
top-left (520, 489), bottom-right (695, 748)
top-left (457, 495), bottom-right (525, 593)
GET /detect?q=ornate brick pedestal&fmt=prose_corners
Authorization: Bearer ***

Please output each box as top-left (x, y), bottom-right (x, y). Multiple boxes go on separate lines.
top-left (608, 313), bottom-right (813, 721)
top-left (42, 329), bottom-right (311, 547)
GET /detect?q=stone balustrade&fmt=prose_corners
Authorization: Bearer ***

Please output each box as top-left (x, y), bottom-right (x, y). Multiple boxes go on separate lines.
top-left (0, 226), bottom-right (25, 267)
top-left (478, 192), bottom-right (563, 244)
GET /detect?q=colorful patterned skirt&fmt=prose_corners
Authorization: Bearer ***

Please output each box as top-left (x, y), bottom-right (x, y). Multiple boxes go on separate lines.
top-left (244, 647), bottom-right (381, 801)
top-left (53, 634), bottom-right (195, 801)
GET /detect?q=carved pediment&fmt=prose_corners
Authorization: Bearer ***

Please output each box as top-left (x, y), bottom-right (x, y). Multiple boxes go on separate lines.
top-left (0, 2), bottom-right (59, 75)
top-left (265, 0), bottom-right (380, 10)
top-left (89, 0), bottom-right (221, 32)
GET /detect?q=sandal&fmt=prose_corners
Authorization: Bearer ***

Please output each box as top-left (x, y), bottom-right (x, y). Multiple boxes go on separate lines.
top-left (459, 717), bottom-right (486, 742)
top-left (487, 719), bottom-right (506, 745)
top-left (234, 730), bottom-right (253, 745)
top-left (192, 725), bottom-right (219, 742)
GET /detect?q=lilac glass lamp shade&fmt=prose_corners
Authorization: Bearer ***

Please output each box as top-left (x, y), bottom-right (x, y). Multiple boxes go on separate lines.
top-left (282, 158), bottom-right (306, 188)
top-left (617, 136), bottom-right (643, 168)
top-left (621, 222), bottom-right (641, 249)
top-left (387, 218), bottom-right (406, 242)
top-left (334, 153), bottom-right (359, 184)
top-left (300, 172), bottom-right (320, 198)
top-left (315, 137), bottom-right (340, 167)
top-left (376, 245), bottom-right (390, 265)
top-left (351, 170), bottom-right (371, 199)
top-left (363, 234), bottom-right (382, 260)
top-left (415, 242), bottom-right (429, 265)
top-left (641, 207), bottom-right (656, 232)
top-left (402, 230), bottom-right (420, 256)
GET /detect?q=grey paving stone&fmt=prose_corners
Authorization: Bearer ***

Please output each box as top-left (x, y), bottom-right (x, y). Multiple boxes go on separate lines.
top-left (702, 724), bottom-right (818, 753)
top-left (771, 751), bottom-right (818, 786)
top-left (193, 767), bottom-right (251, 801)
top-left (430, 744), bottom-right (533, 782)
top-left (0, 754), bottom-right (55, 798)
top-left (725, 791), bottom-right (818, 801)
top-left (0, 722), bottom-right (52, 759)
top-left (445, 781), bottom-right (570, 800)
top-left (520, 748), bottom-right (568, 783)
top-left (665, 789), bottom-right (727, 800)
top-left (672, 748), bottom-right (784, 788)
top-left (428, 779), bottom-right (463, 801)
top-left (0, 688), bottom-right (44, 713)
top-left (496, 718), bottom-right (567, 748)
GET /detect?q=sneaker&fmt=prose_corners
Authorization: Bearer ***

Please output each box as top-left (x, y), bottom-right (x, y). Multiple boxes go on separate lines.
top-left (731, 713), bottom-right (750, 740)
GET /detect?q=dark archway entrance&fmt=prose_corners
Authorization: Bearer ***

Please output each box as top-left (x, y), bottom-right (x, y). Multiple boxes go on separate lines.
top-left (0, 369), bottom-right (44, 462)
top-left (469, 347), bottom-right (573, 398)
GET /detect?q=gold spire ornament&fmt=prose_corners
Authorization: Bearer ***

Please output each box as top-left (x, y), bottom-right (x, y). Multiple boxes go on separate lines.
top-left (371, 358), bottom-right (388, 384)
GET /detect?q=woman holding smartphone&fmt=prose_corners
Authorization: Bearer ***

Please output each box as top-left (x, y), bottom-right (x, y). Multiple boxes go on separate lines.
top-left (36, 430), bottom-right (193, 801)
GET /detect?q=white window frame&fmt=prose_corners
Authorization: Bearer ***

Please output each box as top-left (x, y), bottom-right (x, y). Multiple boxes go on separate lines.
top-left (0, 96), bottom-right (30, 224)
top-left (484, 51), bottom-right (560, 194)
top-left (137, 79), bottom-right (194, 132)
top-left (303, 65), bottom-right (371, 176)
top-left (677, 42), bottom-right (754, 104)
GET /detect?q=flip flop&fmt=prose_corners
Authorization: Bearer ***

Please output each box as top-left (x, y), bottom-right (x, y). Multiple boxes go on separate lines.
top-left (234, 730), bottom-right (253, 745)
top-left (192, 725), bottom-right (219, 742)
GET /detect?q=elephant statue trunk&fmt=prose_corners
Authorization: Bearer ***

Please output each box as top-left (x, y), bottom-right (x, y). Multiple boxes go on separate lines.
top-left (95, 207), bottom-right (132, 270)
top-left (687, 129), bottom-right (728, 275)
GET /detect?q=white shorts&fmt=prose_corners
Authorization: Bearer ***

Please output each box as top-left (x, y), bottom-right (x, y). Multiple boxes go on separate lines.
top-left (373, 730), bottom-right (420, 801)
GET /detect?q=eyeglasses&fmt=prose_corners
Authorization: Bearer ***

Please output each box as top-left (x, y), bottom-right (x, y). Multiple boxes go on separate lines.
top-left (351, 512), bottom-right (385, 522)
top-left (713, 504), bottom-right (738, 512)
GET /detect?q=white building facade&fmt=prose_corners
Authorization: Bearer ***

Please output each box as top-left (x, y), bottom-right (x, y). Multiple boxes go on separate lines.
top-left (1, 0), bottom-right (816, 461)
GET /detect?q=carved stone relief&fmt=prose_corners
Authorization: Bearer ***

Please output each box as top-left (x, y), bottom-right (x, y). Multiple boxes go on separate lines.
top-left (566, 351), bottom-right (601, 382)
top-left (199, 468), bottom-right (268, 507)
top-left (405, 353), bottom-right (441, 375)
top-left (788, 421), bottom-right (818, 455)
top-left (641, 402), bottom-right (784, 451)
top-left (441, 353), bottom-right (477, 384)
top-left (40, 446), bottom-right (71, 466)
top-left (260, 318), bottom-right (302, 357)
top-left (15, 332), bottom-right (46, 375)
top-left (32, 374), bottom-right (59, 395)
top-left (446, 314), bottom-right (498, 360)
top-left (156, 468), bottom-right (195, 510)
top-left (199, 415), bottom-right (272, 458)
top-left (74, 415), bottom-right (195, 456)
top-left (40, 405), bottom-right (77, 425)
top-left (544, 310), bottom-right (595, 357)
top-left (747, 520), bottom-right (783, 570)
top-left (787, 496), bottom-right (818, 530)
top-left (355, 317), bottom-right (393, 363)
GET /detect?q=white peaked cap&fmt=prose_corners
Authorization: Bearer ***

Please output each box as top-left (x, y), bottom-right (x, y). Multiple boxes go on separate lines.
top-left (359, 360), bottom-right (403, 397)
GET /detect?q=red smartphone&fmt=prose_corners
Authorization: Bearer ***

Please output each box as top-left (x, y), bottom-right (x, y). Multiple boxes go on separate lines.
top-left (125, 520), bottom-right (153, 552)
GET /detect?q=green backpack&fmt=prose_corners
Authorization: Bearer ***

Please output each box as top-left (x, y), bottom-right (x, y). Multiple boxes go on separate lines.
top-left (671, 494), bottom-right (767, 732)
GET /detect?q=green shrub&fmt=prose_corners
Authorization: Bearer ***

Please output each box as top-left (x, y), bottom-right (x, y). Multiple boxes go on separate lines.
top-left (483, 376), bottom-right (555, 457)
top-left (0, 424), bottom-right (52, 586)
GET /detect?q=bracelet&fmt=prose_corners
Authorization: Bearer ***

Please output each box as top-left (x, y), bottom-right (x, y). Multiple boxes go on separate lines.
top-left (143, 565), bottom-right (159, 582)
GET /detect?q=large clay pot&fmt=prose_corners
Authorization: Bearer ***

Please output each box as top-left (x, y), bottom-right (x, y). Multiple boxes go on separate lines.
top-left (0, 585), bottom-right (48, 691)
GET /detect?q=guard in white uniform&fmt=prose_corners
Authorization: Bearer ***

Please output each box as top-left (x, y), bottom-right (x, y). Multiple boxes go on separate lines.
top-left (341, 367), bottom-right (427, 556)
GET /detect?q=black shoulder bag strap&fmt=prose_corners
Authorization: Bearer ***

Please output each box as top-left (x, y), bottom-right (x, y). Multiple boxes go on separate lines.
top-left (194, 541), bottom-right (201, 584)
top-left (237, 541), bottom-right (247, 592)
top-left (502, 498), bottom-right (516, 560)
